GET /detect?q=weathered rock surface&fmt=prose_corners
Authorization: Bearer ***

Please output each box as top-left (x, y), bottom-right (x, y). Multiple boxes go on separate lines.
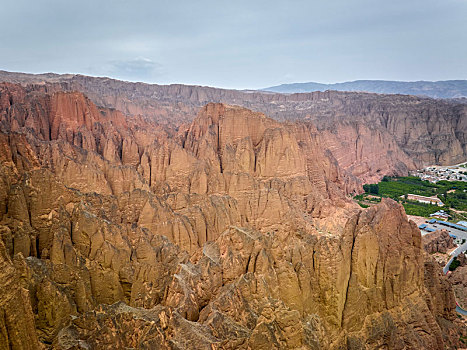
top-left (0, 82), bottom-right (464, 349)
top-left (448, 264), bottom-right (467, 309)
top-left (456, 253), bottom-right (467, 267)
top-left (422, 229), bottom-right (456, 254)
top-left (1, 71), bottom-right (466, 183)
top-left (54, 200), bottom-right (464, 349)
top-left (0, 240), bottom-right (41, 350)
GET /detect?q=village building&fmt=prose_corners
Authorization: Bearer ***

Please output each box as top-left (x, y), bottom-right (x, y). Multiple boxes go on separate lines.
top-left (406, 194), bottom-right (444, 206)
top-left (429, 210), bottom-right (450, 220)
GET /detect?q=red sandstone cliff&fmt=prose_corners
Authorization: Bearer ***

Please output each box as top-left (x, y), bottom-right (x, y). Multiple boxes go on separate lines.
top-left (0, 83), bottom-right (464, 349)
top-left (1, 71), bottom-right (465, 183)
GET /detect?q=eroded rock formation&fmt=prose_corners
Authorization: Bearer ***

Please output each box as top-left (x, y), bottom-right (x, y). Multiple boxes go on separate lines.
top-left (1, 71), bottom-right (466, 183)
top-left (0, 82), bottom-right (464, 349)
top-left (448, 265), bottom-right (467, 309)
top-left (422, 229), bottom-right (456, 254)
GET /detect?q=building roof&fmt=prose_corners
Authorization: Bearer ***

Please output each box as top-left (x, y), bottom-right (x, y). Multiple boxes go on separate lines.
top-left (430, 212), bottom-right (449, 217)
top-left (428, 219), bottom-right (467, 232)
top-left (407, 194), bottom-right (443, 201)
top-left (407, 194), bottom-right (444, 206)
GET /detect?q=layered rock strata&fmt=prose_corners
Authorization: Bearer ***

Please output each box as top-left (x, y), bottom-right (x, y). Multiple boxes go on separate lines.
top-left (448, 265), bottom-right (467, 309)
top-left (1, 71), bottom-right (466, 182)
top-left (422, 229), bottom-right (456, 254)
top-left (0, 83), bottom-right (463, 349)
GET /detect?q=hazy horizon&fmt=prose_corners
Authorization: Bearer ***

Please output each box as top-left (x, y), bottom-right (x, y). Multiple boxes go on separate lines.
top-left (1, 0), bottom-right (466, 89)
top-left (3, 68), bottom-right (467, 91)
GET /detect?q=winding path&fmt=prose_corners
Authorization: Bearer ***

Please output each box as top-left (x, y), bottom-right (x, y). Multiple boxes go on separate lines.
top-left (443, 241), bottom-right (467, 315)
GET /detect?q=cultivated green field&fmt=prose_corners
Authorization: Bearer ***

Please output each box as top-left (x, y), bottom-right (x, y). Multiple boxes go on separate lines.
top-left (356, 176), bottom-right (467, 218)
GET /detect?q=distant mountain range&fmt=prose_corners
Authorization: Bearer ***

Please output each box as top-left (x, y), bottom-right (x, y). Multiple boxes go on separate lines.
top-left (262, 80), bottom-right (467, 99)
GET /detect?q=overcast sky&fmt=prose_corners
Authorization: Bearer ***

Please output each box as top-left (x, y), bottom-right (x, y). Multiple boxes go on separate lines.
top-left (1, 0), bottom-right (466, 89)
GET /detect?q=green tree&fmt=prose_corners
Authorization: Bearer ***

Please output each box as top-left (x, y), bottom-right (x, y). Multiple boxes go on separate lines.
top-left (449, 257), bottom-right (461, 271)
top-left (369, 184), bottom-right (379, 195)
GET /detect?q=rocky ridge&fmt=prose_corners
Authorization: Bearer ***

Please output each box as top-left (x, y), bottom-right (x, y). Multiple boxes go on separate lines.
top-left (262, 80), bottom-right (467, 99)
top-left (0, 82), bottom-right (464, 349)
top-left (422, 229), bottom-right (456, 254)
top-left (1, 71), bottom-right (466, 183)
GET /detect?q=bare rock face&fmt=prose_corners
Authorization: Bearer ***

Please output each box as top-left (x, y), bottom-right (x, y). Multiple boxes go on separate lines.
top-left (53, 303), bottom-right (222, 350)
top-left (0, 85), bottom-right (357, 249)
top-left (422, 229), bottom-right (456, 254)
top-left (0, 240), bottom-right (41, 350)
top-left (458, 253), bottom-right (467, 266)
top-left (448, 265), bottom-right (467, 309)
top-left (55, 200), bottom-right (463, 349)
top-left (1, 71), bottom-right (466, 182)
top-left (446, 254), bottom-right (467, 311)
top-left (0, 83), bottom-right (464, 349)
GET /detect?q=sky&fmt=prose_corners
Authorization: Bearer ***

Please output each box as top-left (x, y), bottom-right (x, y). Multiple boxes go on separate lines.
top-left (1, 0), bottom-right (466, 89)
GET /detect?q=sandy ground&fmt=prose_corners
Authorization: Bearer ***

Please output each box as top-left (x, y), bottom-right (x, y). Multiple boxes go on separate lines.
top-left (432, 252), bottom-right (451, 266)
top-left (407, 215), bottom-right (427, 227)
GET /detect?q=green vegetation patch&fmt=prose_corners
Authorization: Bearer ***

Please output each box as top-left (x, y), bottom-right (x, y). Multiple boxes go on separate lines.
top-left (449, 257), bottom-right (461, 271)
top-left (378, 176), bottom-right (438, 197)
top-left (401, 201), bottom-right (441, 217)
top-left (356, 176), bottom-right (467, 217)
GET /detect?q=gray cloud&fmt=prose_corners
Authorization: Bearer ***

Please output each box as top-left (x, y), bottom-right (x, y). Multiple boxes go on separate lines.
top-left (90, 58), bottom-right (164, 82)
top-left (0, 0), bottom-right (466, 89)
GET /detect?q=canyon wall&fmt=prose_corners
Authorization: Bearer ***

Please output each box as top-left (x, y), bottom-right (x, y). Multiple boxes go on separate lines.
top-left (0, 71), bottom-right (466, 185)
top-left (0, 83), bottom-right (464, 349)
